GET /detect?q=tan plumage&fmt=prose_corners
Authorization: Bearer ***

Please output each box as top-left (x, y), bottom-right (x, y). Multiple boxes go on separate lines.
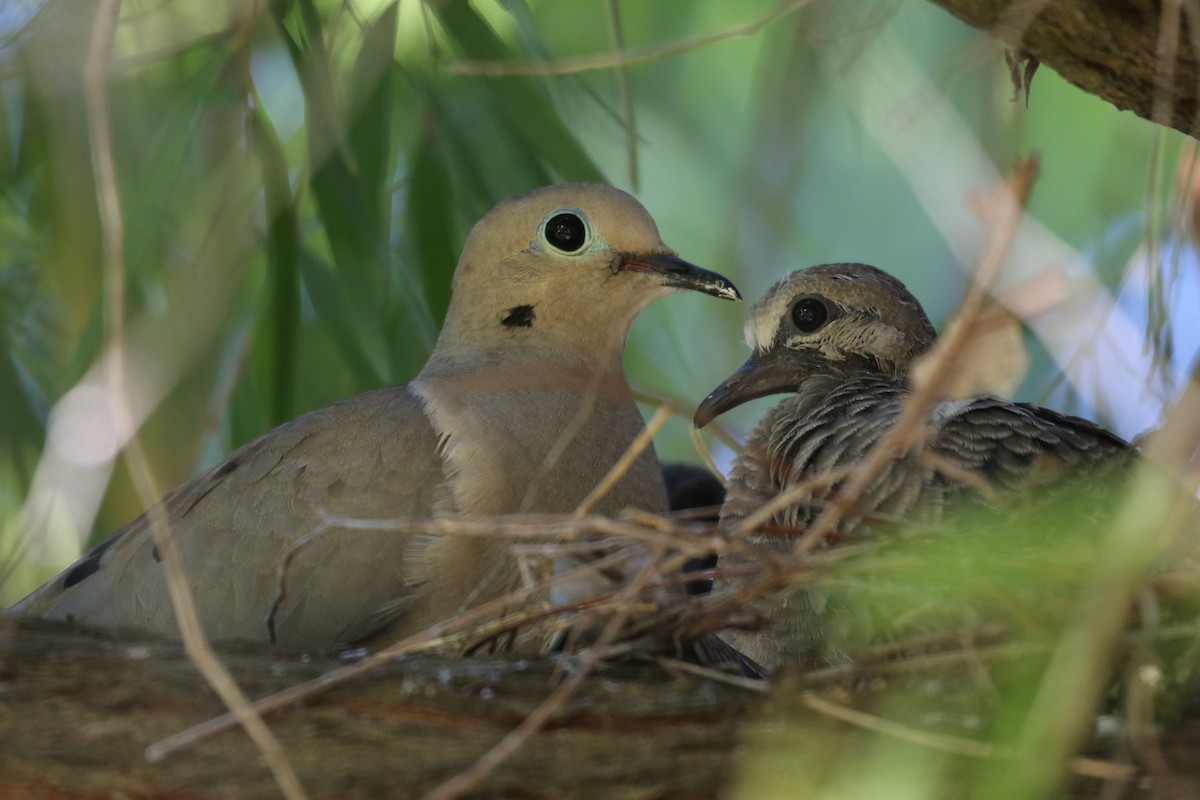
top-left (695, 263), bottom-right (1132, 671)
top-left (16, 183), bottom-right (741, 651)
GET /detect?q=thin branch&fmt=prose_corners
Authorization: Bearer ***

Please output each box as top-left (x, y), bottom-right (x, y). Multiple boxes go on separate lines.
top-left (653, 656), bottom-right (769, 693)
top-left (606, 0), bottom-right (639, 190)
top-left (574, 403), bottom-right (674, 517)
top-left (83, 3), bottom-right (305, 796)
top-left (151, 517), bottom-right (693, 759)
top-left (519, 370), bottom-right (601, 512)
top-left (443, 0), bottom-right (815, 77)
top-left (800, 693), bottom-right (1135, 782)
top-left (633, 385), bottom-right (743, 452)
top-left (422, 544), bottom-right (670, 800)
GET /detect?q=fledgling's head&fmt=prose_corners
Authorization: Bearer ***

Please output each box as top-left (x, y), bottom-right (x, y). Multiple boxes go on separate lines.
top-left (695, 263), bottom-right (936, 427)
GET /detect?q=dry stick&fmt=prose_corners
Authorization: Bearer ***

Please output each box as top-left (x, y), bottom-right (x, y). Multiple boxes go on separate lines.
top-left (422, 543), bottom-right (672, 800)
top-left (150, 541), bottom-right (648, 760)
top-left (263, 511), bottom-right (722, 640)
top-left (81, 4), bottom-right (305, 797)
top-left (574, 403), bottom-right (674, 518)
top-left (799, 693), bottom-right (1134, 782)
top-left (519, 371), bottom-right (601, 513)
top-left (799, 620), bottom-right (1200, 689)
top-left (277, 512), bottom-right (722, 562)
top-left (799, 640), bottom-right (1045, 687)
top-left (729, 467), bottom-right (855, 539)
top-left (688, 423), bottom-right (725, 479)
top-left (421, 405), bottom-right (689, 796)
top-left (606, 0), bottom-right (638, 191)
top-left (652, 656), bottom-right (769, 693)
top-left (681, 473), bottom-right (866, 634)
top-left (151, 421), bottom-right (701, 759)
top-left (634, 387), bottom-right (743, 453)
top-left (444, 0), bottom-right (815, 77)
top-left (147, 515), bottom-right (700, 762)
top-left (1007, 379), bottom-right (1200, 797)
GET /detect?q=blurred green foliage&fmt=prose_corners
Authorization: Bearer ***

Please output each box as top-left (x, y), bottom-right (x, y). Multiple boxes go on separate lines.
top-left (0, 1), bottom-right (1194, 796)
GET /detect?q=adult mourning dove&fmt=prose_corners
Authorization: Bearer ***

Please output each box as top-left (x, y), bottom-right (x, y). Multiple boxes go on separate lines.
top-left (694, 263), bottom-right (1133, 671)
top-left (15, 183), bottom-right (741, 652)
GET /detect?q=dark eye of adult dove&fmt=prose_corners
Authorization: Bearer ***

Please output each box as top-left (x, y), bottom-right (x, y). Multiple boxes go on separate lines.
top-left (546, 213), bottom-right (587, 252)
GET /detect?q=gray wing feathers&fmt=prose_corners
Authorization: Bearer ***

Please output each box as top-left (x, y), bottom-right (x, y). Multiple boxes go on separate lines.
top-left (16, 385), bottom-right (447, 649)
top-left (723, 377), bottom-right (1131, 535)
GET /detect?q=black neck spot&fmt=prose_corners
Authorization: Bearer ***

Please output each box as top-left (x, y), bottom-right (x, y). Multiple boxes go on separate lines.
top-left (502, 305), bottom-right (535, 328)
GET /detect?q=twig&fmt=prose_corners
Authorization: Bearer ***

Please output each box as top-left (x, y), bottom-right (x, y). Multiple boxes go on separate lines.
top-left (633, 386), bottom-right (743, 453)
top-left (800, 692), bottom-right (1135, 782)
top-left (422, 544), bottom-right (670, 800)
top-left (799, 639), bottom-right (1044, 686)
top-left (688, 423), bottom-right (725, 479)
top-left (652, 656), bottom-right (769, 693)
top-left (1008, 361), bottom-right (1200, 796)
top-left (82, 3), bottom-right (305, 796)
top-left (519, 371), bottom-right (601, 513)
top-left (153, 521), bottom-right (690, 759)
top-left (607, 0), bottom-right (638, 190)
top-left (574, 403), bottom-right (674, 517)
top-left (731, 467), bottom-right (855, 538)
top-left (301, 511), bottom-right (723, 553)
top-left (443, 0), bottom-right (815, 77)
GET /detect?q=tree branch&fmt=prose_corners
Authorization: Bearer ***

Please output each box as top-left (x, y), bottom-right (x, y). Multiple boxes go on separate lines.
top-left (928, 0), bottom-right (1200, 138)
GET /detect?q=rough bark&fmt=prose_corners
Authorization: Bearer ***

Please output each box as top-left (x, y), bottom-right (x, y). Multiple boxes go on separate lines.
top-left (927, 0), bottom-right (1200, 139)
top-left (0, 616), bottom-right (759, 799)
top-left (5, 613), bottom-right (1200, 798)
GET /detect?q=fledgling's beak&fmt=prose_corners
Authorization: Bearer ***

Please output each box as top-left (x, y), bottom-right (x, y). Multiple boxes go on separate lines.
top-left (693, 347), bottom-right (798, 428)
top-left (620, 253), bottom-right (741, 302)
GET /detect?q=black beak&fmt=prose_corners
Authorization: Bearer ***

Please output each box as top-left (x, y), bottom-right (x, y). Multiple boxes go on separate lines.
top-left (621, 253), bottom-right (741, 302)
top-left (693, 348), bottom-right (799, 428)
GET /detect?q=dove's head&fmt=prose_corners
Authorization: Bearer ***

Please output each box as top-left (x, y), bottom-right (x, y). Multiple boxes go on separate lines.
top-left (694, 263), bottom-right (937, 427)
top-left (429, 183), bottom-right (739, 370)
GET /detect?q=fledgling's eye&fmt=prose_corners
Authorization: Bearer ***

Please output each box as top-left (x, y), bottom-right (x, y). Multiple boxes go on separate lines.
top-left (791, 297), bottom-right (830, 333)
top-left (542, 211), bottom-right (590, 254)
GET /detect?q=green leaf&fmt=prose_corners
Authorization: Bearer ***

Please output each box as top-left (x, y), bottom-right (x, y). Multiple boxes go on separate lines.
top-left (406, 112), bottom-right (458, 330)
top-left (295, 246), bottom-right (382, 387)
top-left (250, 101), bottom-right (301, 426)
top-left (348, 1), bottom-right (400, 250)
top-left (434, 1), bottom-right (606, 184)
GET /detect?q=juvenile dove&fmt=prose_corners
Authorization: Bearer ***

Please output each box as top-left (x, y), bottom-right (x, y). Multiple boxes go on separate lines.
top-left (16, 183), bottom-right (741, 652)
top-left (694, 263), bottom-right (1132, 671)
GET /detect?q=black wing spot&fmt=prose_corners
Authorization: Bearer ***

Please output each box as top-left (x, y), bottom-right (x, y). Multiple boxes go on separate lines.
top-left (152, 545), bottom-right (162, 562)
top-left (62, 539), bottom-right (114, 588)
top-left (62, 556), bottom-right (101, 588)
top-left (501, 305), bottom-right (535, 328)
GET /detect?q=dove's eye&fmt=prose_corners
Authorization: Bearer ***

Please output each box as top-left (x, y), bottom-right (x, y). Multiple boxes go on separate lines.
top-left (542, 210), bottom-right (590, 254)
top-left (791, 297), bottom-right (830, 333)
